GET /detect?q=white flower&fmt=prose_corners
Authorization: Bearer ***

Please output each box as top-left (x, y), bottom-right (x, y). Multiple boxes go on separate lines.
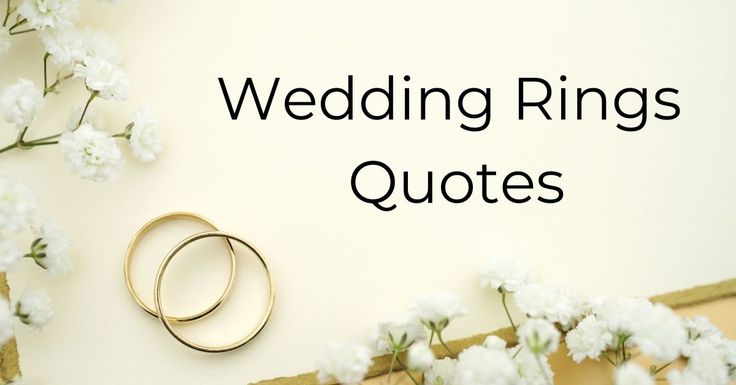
top-left (371, 313), bottom-right (426, 352)
top-left (593, 297), bottom-right (653, 337)
top-left (16, 288), bottom-right (54, 329)
top-left (671, 338), bottom-right (730, 385)
top-left (83, 29), bottom-right (122, 65)
top-left (483, 335), bottom-right (507, 351)
top-left (74, 56), bottom-right (129, 102)
top-left (407, 344), bottom-right (434, 371)
top-left (424, 358), bottom-right (457, 385)
top-left (66, 101), bottom-right (105, 132)
top-left (614, 364), bottom-right (654, 385)
top-left (479, 256), bottom-right (530, 293)
top-left (454, 346), bottom-right (519, 385)
top-left (17, 0), bottom-right (79, 30)
top-left (0, 27), bottom-right (10, 58)
top-left (514, 282), bottom-right (581, 329)
top-left (316, 341), bottom-right (372, 385)
top-left (0, 78), bottom-right (44, 128)
top-left (59, 123), bottom-right (124, 182)
top-left (409, 291), bottom-right (467, 332)
top-left (32, 221), bottom-right (73, 275)
top-left (565, 315), bottom-right (614, 363)
top-left (682, 316), bottom-right (723, 357)
top-left (39, 27), bottom-right (85, 69)
top-left (631, 303), bottom-right (687, 363)
top-left (129, 107), bottom-right (163, 162)
top-left (0, 238), bottom-right (22, 273)
top-left (512, 347), bottom-right (554, 385)
top-left (0, 298), bottom-right (14, 346)
top-left (517, 318), bottom-right (560, 356)
top-left (0, 175), bottom-right (37, 233)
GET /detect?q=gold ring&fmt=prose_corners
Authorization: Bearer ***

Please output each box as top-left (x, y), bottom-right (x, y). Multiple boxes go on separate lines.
top-left (153, 231), bottom-right (275, 353)
top-left (124, 212), bottom-right (236, 323)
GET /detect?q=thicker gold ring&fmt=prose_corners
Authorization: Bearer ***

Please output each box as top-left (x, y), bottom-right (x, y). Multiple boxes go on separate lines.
top-left (124, 212), bottom-right (236, 323)
top-left (153, 231), bottom-right (275, 353)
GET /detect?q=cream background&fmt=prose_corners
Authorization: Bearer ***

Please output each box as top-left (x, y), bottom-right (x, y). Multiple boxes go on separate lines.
top-left (2, 1), bottom-right (736, 384)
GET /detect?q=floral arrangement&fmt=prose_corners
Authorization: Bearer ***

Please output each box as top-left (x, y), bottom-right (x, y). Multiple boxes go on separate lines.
top-left (316, 256), bottom-right (736, 385)
top-left (0, 0), bottom-right (162, 383)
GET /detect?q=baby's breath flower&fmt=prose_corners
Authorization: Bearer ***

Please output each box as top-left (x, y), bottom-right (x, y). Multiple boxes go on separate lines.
top-left (454, 346), bottom-right (519, 385)
top-left (316, 341), bottom-right (372, 385)
top-left (631, 303), bottom-right (687, 363)
top-left (424, 358), bottom-right (457, 385)
top-left (128, 107), bottom-right (163, 162)
top-left (407, 343), bottom-right (434, 371)
top-left (18, 0), bottom-right (79, 30)
top-left (518, 318), bottom-right (560, 356)
top-left (614, 364), bottom-right (654, 385)
top-left (83, 28), bottom-right (122, 65)
top-left (565, 314), bottom-right (614, 363)
top-left (371, 313), bottom-right (426, 353)
top-left (482, 335), bottom-right (507, 351)
top-left (16, 288), bottom-right (54, 329)
top-left (31, 221), bottom-right (73, 275)
top-left (514, 282), bottom-right (581, 329)
top-left (59, 123), bottom-right (124, 182)
top-left (512, 346), bottom-right (554, 385)
top-left (479, 256), bottom-right (530, 293)
top-left (0, 176), bottom-right (37, 233)
top-left (73, 56), bottom-right (129, 102)
top-left (39, 27), bottom-right (86, 69)
top-left (0, 79), bottom-right (44, 128)
top-left (409, 291), bottom-right (467, 333)
top-left (0, 238), bottom-right (22, 272)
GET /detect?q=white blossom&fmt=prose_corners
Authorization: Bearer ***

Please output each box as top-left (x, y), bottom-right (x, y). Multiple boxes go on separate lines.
top-left (316, 341), bottom-right (372, 385)
top-left (83, 28), bottom-right (122, 65)
top-left (129, 107), bottom-right (163, 162)
top-left (514, 282), bottom-right (581, 329)
top-left (479, 256), bottom-right (531, 293)
top-left (0, 175), bottom-right (37, 233)
top-left (16, 288), bottom-right (54, 329)
top-left (614, 364), bottom-right (654, 385)
top-left (670, 338), bottom-right (730, 385)
top-left (371, 313), bottom-right (426, 352)
top-left (0, 78), bottom-right (44, 128)
top-left (0, 238), bottom-right (22, 273)
top-left (66, 101), bottom-right (104, 132)
top-left (482, 335), bottom-right (507, 351)
top-left (0, 298), bottom-right (14, 346)
top-left (59, 123), bottom-right (124, 182)
top-left (17, 0), bottom-right (79, 30)
top-left (409, 291), bottom-right (467, 332)
top-left (565, 315), bottom-right (614, 363)
top-left (407, 343), bottom-right (434, 371)
top-left (33, 220), bottom-right (73, 275)
top-left (74, 56), bottom-right (129, 102)
top-left (517, 318), bottom-right (560, 355)
top-left (512, 346), bottom-right (554, 385)
top-left (0, 27), bottom-right (10, 58)
top-left (592, 297), bottom-right (652, 337)
top-left (424, 358), bottom-right (457, 385)
top-left (454, 346), bottom-right (519, 385)
top-left (39, 27), bottom-right (85, 69)
top-left (630, 303), bottom-right (687, 363)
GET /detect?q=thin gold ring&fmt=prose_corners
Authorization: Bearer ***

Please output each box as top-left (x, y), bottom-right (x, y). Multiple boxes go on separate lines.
top-left (124, 212), bottom-right (236, 323)
top-left (153, 231), bottom-right (275, 353)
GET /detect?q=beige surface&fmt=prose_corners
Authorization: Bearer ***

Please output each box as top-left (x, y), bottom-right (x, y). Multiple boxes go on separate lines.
top-left (1, 1), bottom-right (736, 385)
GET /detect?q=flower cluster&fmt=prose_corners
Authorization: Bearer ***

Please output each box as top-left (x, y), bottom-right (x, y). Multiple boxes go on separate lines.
top-left (0, 0), bottom-right (163, 181)
top-left (0, 176), bottom-right (72, 349)
top-left (317, 257), bottom-right (736, 385)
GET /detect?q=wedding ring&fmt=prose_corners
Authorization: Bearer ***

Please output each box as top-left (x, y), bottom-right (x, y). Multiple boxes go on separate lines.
top-left (153, 231), bottom-right (275, 353)
top-left (124, 212), bottom-right (236, 323)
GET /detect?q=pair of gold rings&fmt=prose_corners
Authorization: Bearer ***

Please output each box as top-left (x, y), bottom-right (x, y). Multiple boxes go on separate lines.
top-left (123, 212), bottom-right (275, 353)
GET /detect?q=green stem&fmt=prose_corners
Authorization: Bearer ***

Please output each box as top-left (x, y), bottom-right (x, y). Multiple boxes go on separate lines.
top-left (533, 353), bottom-right (553, 385)
top-left (42, 53), bottom-right (49, 96)
top-left (386, 349), bottom-right (399, 385)
top-left (501, 290), bottom-right (517, 333)
top-left (601, 353), bottom-right (616, 367)
top-left (436, 331), bottom-right (453, 355)
top-left (395, 357), bottom-right (421, 385)
top-left (428, 330), bottom-right (435, 347)
top-left (9, 28), bottom-right (33, 35)
top-left (2, 0), bottom-right (10, 27)
top-left (653, 360), bottom-right (675, 374)
top-left (76, 91), bottom-right (98, 129)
